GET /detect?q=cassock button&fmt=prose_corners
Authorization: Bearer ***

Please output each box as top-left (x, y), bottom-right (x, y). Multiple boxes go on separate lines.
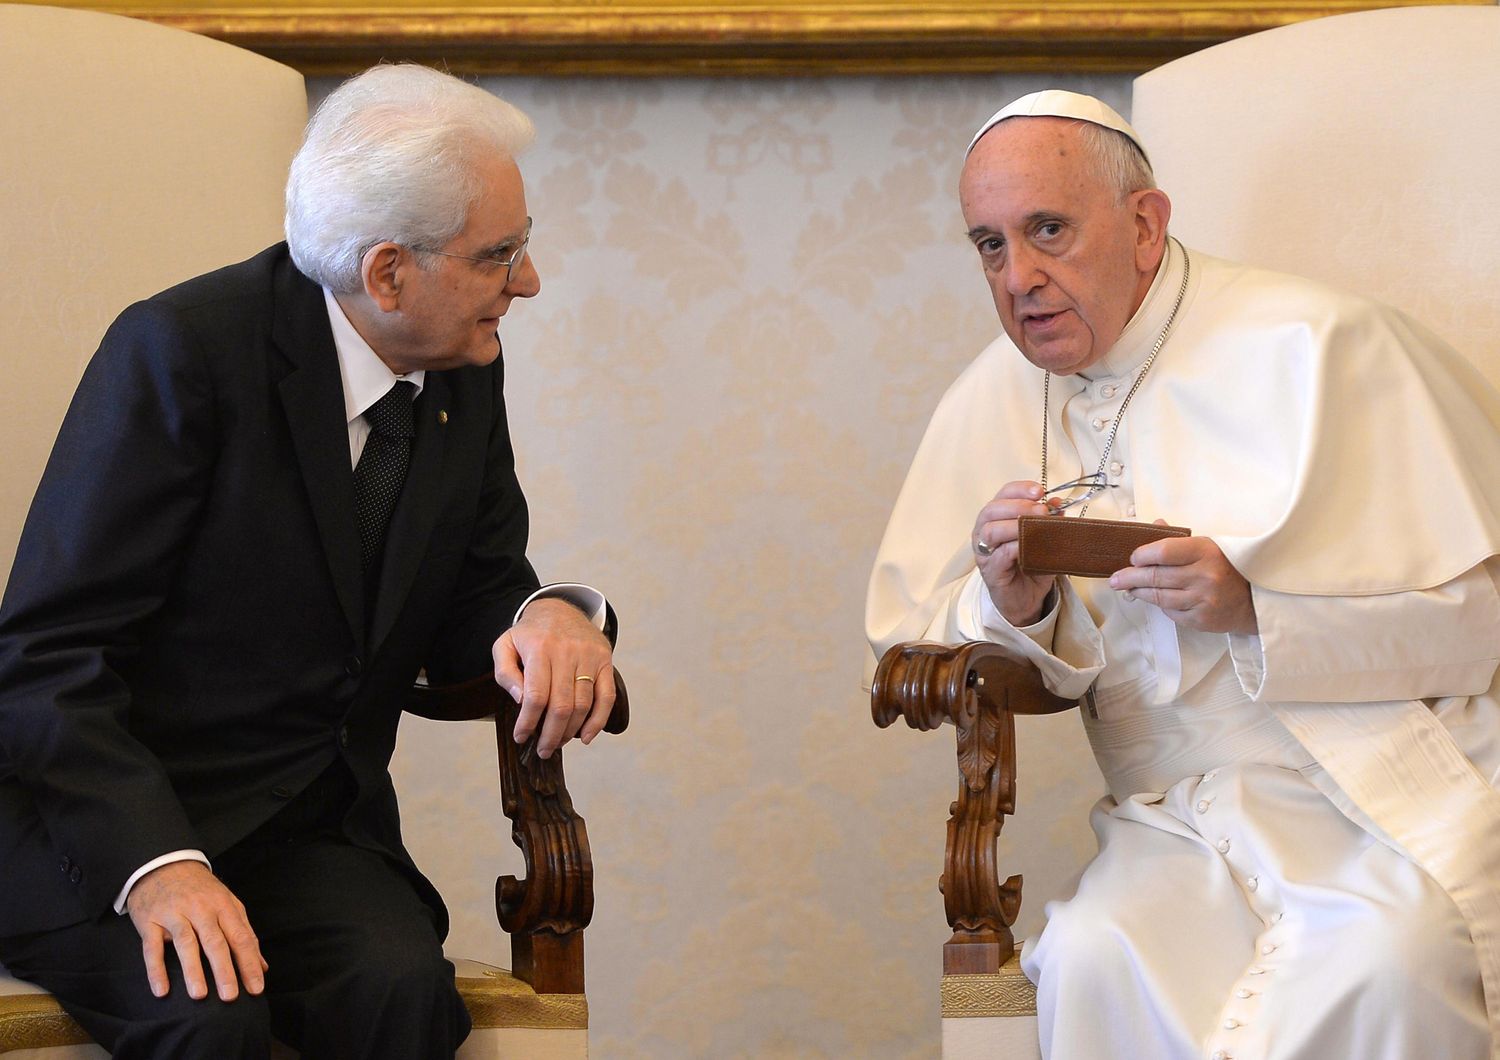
top-left (59, 855), bottom-right (72, 873)
top-left (1260, 943), bottom-right (1277, 955)
top-left (1091, 417), bottom-right (1107, 431)
top-left (1100, 384), bottom-right (1118, 399)
top-left (1211, 1052), bottom-right (1230, 1060)
top-left (272, 785), bottom-right (296, 799)
top-left (1246, 875), bottom-right (1259, 892)
top-left (438, 410), bottom-right (449, 425)
top-left (69, 866), bottom-right (82, 884)
top-left (1196, 799), bottom-right (1211, 814)
top-left (1109, 461), bottom-right (1124, 476)
top-left (1126, 505), bottom-right (1137, 517)
top-left (1223, 1018), bottom-right (1240, 1030)
top-left (338, 725), bottom-right (351, 749)
top-left (344, 655), bottom-right (363, 678)
top-left (1236, 989), bottom-right (1253, 999)
top-left (1248, 966), bottom-right (1266, 975)
top-left (1217, 838), bottom-right (1231, 853)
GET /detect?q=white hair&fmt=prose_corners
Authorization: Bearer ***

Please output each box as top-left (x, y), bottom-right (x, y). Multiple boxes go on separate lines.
top-left (1075, 121), bottom-right (1156, 201)
top-left (285, 64), bottom-right (535, 293)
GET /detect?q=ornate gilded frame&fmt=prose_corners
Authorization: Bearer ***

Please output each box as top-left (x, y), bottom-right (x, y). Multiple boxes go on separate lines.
top-left (34, 0), bottom-right (1487, 75)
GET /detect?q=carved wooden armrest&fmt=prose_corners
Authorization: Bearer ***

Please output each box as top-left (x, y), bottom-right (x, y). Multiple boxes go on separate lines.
top-left (872, 642), bottom-right (1073, 974)
top-left (406, 669), bottom-right (630, 994)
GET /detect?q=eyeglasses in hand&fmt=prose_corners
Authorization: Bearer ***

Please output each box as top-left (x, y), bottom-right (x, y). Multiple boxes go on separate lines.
top-left (1043, 473), bottom-right (1119, 512)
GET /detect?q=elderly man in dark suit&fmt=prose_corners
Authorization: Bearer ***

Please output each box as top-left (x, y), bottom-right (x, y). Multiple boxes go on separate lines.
top-left (0, 64), bottom-right (615, 1058)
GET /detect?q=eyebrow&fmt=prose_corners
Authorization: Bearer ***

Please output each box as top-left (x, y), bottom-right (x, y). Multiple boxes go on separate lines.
top-left (476, 221), bottom-right (530, 256)
top-left (476, 234), bottom-right (524, 258)
top-left (966, 210), bottom-right (1069, 241)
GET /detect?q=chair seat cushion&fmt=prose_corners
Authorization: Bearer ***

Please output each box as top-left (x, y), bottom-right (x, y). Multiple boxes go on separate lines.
top-left (451, 958), bottom-right (587, 1031)
top-left (0, 960), bottom-right (583, 1055)
top-left (940, 951), bottom-right (1040, 1060)
top-left (0, 971), bottom-right (100, 1057)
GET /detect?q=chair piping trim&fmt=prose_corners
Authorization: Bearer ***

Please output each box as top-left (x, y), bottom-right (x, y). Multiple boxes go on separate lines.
top-left (457, 978), bottom-right (589, 1030)
top-left (940, 971), bottom-right (1038, 1019)
top-left (0, 994), bottom-right (94, 1052)
top-left (0, 978), bottom-right (587, 1049)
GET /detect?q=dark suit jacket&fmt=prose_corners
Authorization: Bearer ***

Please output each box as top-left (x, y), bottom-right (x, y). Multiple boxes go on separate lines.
top-left (0, 244), bottom-right (544, 937)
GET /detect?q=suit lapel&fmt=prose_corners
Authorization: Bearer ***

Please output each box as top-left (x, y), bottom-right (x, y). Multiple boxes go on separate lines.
top-left (272, 260), bottom-right (365, 646)
top-left (368, 371), bottom-right (451, 655)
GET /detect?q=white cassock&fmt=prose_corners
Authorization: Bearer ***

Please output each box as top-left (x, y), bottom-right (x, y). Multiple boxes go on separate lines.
top-left (866, 238), bottom-right (1500, 1059)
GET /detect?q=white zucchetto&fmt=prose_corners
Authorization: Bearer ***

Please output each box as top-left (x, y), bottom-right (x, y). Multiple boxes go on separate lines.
top-left (967, 89), bottom-right (1149, 161)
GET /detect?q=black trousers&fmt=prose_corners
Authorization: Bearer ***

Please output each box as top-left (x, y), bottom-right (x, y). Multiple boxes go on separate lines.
top-left (0, 763), bottom-right (470, 1060)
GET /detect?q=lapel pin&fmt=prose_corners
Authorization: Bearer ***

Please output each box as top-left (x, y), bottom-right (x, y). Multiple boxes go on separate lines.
top-left (438, 410), bottom-right (449, 424)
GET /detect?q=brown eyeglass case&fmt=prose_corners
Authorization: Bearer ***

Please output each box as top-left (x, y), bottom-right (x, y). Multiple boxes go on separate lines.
top-left (1017, 516), bottom-right (1192, 578)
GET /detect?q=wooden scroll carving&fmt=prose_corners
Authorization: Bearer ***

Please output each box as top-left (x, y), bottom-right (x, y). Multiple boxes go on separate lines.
top-left (872, 642), bottom-right (1072, 975)
top-left (406, 669), bottom-right (630, 994)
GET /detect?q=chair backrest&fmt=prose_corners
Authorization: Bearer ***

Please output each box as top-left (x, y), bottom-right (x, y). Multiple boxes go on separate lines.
top-left (0, 3), bottom-right (306, 587)
top-left (1131, 4), bottom-right (1500, 387)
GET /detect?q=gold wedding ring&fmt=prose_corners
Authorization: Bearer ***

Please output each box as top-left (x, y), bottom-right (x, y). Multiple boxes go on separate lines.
top-left (575, 675), bottom-right (594, 683)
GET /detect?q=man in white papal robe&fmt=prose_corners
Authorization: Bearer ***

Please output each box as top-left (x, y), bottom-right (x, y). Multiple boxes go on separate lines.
top-left (866, 90), bottom-right (1500, 1060)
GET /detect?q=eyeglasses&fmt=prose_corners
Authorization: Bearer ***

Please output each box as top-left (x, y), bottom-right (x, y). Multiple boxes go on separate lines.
top-left (1043, 473), bottom-right (1119, 512)
top-left (420, 217), bottom-right (532, 283)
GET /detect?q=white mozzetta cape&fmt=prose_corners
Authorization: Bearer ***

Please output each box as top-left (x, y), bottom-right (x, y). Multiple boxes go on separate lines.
top-left (866, 243), bottom-right (1500, 1053)
top-left (869, 243), bottom-right (1500, 657)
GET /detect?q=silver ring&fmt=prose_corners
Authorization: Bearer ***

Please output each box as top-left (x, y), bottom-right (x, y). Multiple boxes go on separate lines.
top-left (575, 675), bottom-right (594, 683)
top-left (975, 539), bottom-right (994, 557)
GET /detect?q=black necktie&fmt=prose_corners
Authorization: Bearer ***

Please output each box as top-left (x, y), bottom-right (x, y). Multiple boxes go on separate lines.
top-left (353, 381), bottom-right (416, 570)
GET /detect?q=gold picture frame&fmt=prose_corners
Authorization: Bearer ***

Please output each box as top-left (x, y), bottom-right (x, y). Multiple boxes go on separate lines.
top-left (32, 0), bottom-right (1485, 75)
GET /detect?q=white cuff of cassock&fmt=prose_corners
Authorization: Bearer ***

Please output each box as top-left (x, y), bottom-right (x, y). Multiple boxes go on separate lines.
top-left (977, 581), bottom-right (1061, 653)
top-left (514, 583), bottom-right (608, 630)
top-left (114, 850), bottom-right (212, 914)
top-left (956, 573), bottom-right (1105, 701)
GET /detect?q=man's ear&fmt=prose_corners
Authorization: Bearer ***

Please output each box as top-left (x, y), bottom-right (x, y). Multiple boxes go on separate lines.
top-left (1132, 188), bottom-right (1172, 272)
top-left (359, 242), bottom-right (405, 313)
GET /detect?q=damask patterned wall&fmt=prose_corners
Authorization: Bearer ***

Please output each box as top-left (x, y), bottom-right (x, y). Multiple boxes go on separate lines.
top-left (359, 72), bottom-right (1135, 1058)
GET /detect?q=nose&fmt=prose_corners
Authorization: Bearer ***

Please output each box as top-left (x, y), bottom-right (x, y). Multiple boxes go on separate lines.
top-left (507, 251), bottom-right (541, 298)
top-left (1002, 244), bottom-right (1045, 297)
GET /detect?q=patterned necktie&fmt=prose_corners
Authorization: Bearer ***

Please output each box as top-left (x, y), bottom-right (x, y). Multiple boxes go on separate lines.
top-left (353, 380), bottom-right (416, 570)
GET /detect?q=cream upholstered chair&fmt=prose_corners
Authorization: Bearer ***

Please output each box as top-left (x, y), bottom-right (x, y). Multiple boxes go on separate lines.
top-left (0, 11), bottom-right (302, 1052)
top-left (1132, 3), bottom-right (1500, 383)
top-left (875, 5), bottom-right (1500, 1057)
top-left (0, 7), bottom-right (615, 1057)
top-left (0, 1), bottom-right (306, 586)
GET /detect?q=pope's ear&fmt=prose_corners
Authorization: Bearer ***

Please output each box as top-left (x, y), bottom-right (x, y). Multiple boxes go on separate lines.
top-left (359, 242), bottom-right (405, 313)
top-left (1133, 188), bottom-right (1172, 267)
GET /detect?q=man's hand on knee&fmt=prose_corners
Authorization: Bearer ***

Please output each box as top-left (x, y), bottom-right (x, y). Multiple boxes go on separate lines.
top-left (126, 860), bottom-right (267, 1003)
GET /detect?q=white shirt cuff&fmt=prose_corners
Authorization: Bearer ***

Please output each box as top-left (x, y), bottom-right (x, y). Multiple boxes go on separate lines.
top-left (514, 583), bottom-right (608, 630)
top-left (114, 850), bottom-right (211, 914)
